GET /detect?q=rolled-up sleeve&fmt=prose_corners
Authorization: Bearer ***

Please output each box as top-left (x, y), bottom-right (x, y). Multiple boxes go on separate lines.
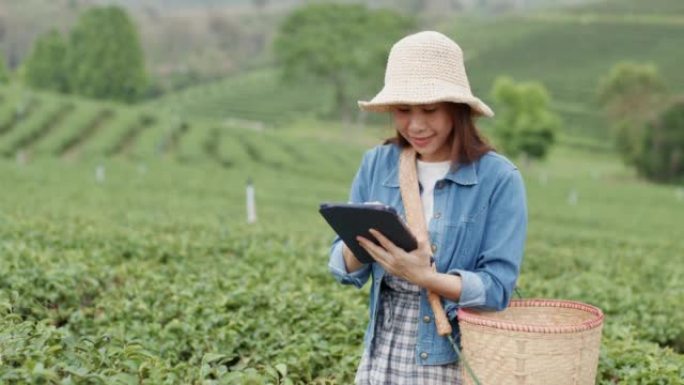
top-left (327, 149), bottom-right (374, 289)
top-left (328, 239), bottom-right (371, 288)
top-left (444, 167), bottom-right (527, 317)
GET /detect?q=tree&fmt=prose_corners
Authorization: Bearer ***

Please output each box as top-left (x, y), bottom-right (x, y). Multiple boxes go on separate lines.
top-left (597, 62), bottom-right (667, 167)
top-left (633, 99), bottom-right (684, 183)
top-left (22, 29), bottom-right (69, 92)
top-left (490, 76), bottom-right (560, 162)
top-left (66, 6), bottom-right (147, 102)
top-left (273, 4), bottom-right (414, 123)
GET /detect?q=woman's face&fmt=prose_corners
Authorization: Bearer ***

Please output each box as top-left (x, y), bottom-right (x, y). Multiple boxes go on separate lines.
top-left (391, 102), bottom-right (454, 162)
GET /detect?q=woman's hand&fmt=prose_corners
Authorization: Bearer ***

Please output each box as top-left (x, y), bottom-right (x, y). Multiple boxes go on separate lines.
top-left (357, 228), bottom-right (433, 286)
top-left (341, 243), bottom-right (365, 273)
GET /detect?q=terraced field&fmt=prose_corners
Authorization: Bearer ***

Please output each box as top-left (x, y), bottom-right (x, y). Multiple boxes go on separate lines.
top-left (0, 86), bottom-right (360, 181)
top-left (0, 82), bottom-right (682, 383)
top-left (148, 0), bottom-right (684, 143)
top-left (149, 69), bottom-right (338, 127)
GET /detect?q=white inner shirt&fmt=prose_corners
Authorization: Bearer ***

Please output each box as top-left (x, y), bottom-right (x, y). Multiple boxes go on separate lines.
top-left (416, 159), bottom-right (452, 226)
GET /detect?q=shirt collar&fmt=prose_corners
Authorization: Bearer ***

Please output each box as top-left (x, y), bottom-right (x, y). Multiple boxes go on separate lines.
top-left (382, 160), bottom-right (479, 188)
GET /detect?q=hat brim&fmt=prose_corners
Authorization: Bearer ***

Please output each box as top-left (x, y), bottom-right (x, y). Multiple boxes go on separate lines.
top-left (357, 80), bottom-right (494, 117)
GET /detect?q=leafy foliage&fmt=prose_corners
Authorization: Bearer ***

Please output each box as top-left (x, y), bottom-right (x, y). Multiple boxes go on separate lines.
top-left (273, 4), bottom-right (414, 122)
top-left (0, 85), bottom-right (682, 384)
top-left (634, 99), bottom-right (684, 182)
top-left (597, 62), bottom-right (666, 114)
top-left (490, 76), bottom-right (560, 160)
top-left (66, 6), bottom-right (147, 102)
top-left (22, 30), bottom-right (70, 93)
top-left (596, 62), bottom-right (677, 182)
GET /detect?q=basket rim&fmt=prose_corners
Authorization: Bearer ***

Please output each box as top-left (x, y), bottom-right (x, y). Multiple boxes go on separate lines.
top-left (457, 299), bottom-right (604, 334)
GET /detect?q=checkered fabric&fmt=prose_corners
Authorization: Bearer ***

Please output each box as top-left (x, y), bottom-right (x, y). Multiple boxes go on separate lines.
top-left (355, 274), bottom-right (462, 385)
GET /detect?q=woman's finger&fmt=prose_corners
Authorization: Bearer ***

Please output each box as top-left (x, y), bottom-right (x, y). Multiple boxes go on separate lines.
top-left (357, 236), bottom-right (390, 264)
top-left (368, 228), bottom-right (401, 254)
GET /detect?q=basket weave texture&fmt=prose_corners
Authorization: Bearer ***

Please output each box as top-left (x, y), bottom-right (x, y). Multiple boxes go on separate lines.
top-left (457, 299), bottom-right (604, 385)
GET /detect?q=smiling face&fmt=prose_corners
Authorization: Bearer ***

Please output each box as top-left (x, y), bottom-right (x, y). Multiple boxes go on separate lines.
top-left (391, 102), bottom-right (454, 162)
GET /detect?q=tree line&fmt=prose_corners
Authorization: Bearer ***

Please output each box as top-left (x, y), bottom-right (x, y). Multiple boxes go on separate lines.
top-left (4, 2), bottom-right (682, 183)
top-left (21, 6), bottom-right (146, 103)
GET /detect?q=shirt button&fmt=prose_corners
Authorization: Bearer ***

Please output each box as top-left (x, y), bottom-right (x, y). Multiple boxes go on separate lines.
top-left (423, 315), bottom-right (431, 323)
top-left (431, 244), bottom-right (437, 253)
top-left (420, 352), bottom-right (429, 360)
top-left (433, 212), bottom-right (441, 219)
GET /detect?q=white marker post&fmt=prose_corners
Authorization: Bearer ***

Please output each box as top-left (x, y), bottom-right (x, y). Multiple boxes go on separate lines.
top-left (567, 188), bottom-right (578, 206)
top-left (96, 165), bottom-right (105, 183)
top-left (246, 177), bottom-right (257, 224)
top-left (16, 150), bottom-right (27, 166)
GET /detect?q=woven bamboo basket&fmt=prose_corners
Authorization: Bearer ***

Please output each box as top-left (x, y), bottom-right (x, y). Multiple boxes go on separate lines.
top-left (457, 299), bottom-right (604, 385)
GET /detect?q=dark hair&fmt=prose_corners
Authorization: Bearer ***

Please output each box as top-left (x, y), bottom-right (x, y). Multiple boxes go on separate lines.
top-left (383, 103), bottom-right (495, 165)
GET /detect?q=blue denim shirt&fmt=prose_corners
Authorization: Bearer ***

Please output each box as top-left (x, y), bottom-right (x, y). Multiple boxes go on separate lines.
top-left (328, 143), bottom-right (527, 365)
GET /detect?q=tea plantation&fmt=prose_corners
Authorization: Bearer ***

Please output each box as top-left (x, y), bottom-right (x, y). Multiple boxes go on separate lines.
top-left (151, 0), bottom-right (684, 143)
top-left (0, 86), bottom-right (683, 384)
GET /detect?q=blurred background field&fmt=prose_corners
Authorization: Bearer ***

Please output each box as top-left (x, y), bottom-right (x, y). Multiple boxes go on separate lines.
top-left (0, 0), bottom-right (683, 384)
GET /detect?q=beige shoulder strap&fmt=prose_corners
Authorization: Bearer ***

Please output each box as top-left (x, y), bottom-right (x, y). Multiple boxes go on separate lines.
top-left (398, 147), bottom-right (453, 336)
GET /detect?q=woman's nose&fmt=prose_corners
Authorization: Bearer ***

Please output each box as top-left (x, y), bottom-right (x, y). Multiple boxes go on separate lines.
top-left (408, 114), bottom-right (426, 133)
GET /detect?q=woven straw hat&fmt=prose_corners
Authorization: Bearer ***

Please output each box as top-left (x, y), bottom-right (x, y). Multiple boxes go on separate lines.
top-left (358, 31), bottom-right (494, 117)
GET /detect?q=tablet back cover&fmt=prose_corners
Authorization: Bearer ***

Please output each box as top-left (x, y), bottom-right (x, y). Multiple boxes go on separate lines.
top-left (319, 203), bottom-right (417, 264)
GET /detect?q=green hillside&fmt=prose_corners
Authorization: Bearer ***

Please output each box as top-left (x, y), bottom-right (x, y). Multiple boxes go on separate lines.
top-left (0, 84), bottom-right (360, 181)
top-left (149, 0), bottom-right (684, 141)
top-left (442, 5), bottom-right (684, 139)
top-left (1, 83), bottom-right (683, 383)
top-left (1, 133), bottom-right (683, 383)
top-left (2, 1), bottom-right (683, 383)
top-left (571, 0), bottom-right (684, 15)
top-left (149, 69), bottom-right (337, 127)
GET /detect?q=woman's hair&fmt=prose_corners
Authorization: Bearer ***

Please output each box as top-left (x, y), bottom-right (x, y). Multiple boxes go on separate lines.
top-left (383, 103), bottom-right (495, 164)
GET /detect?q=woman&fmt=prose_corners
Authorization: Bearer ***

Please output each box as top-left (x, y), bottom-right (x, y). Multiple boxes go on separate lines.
top-left (328, 31), bottom-right (527, 385)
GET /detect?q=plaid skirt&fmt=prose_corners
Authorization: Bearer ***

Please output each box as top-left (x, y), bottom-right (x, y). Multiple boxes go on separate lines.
top-left (355, 274), bottom-right (462, 385)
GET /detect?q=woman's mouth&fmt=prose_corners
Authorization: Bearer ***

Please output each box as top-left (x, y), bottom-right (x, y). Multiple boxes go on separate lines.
top-left (410, 136), bottom-right (434, 147)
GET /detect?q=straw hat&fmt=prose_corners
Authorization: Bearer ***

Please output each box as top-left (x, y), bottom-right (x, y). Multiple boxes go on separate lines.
top-left (358, 31), bottom-right (494, 117)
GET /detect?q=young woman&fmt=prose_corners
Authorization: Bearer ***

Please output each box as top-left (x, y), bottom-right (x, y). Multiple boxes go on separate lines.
top-left (328, 31), bottom-right (527, 384)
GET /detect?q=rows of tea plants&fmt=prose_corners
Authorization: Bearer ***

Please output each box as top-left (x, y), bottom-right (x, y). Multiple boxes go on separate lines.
top-left (0, 86), bottom-right (359, 182)
top-left (149, 69), bottom-right (337, 126)
top-left (1, 124), bottom-right (683, 384)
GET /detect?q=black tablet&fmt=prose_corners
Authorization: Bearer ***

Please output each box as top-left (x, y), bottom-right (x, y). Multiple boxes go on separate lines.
top-left (319, 202), bottom-right (418, 264)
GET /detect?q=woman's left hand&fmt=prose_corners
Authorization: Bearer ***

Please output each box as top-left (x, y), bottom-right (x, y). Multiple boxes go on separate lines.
top-left (357, 228), bottom-right (433, 286)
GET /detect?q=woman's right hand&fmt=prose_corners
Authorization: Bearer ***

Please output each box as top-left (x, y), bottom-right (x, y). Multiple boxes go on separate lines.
top-left (342, 243), bottom-right (366, 273)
